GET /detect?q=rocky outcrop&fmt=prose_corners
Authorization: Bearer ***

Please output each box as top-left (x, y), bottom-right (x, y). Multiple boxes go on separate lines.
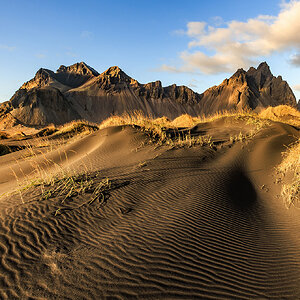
top-left (8, 87), bottom-right (80, 126)
top-left (198, 62), bottom-right (297, 114)
top-left (0, 62), bottom-right (297, 126)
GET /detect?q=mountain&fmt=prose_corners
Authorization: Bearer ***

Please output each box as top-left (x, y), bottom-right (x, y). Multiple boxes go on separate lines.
top-left (0, 62), bottom-right (297, 127)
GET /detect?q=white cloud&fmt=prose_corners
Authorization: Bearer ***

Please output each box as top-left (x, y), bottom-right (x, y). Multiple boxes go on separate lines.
top-left (186, 22), bottom-right (206, 37)
top-left (0, 44), bottom-right (16, 51)
top-left (162, 1), bottom-right (300, 74)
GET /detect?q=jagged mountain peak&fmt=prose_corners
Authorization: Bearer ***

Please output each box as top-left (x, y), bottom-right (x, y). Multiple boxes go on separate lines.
top-left (20, 68), bottom-right (55, 90)
top-left (103, 66), bottom-right (123, 75)
top-left (257, 61), bottom-right (272, 75)
top-left (2, 61), bottom-right (297, 127)
top-left (100, 66), bottom-right (131, 80)
top-left (231, 68), bottom-right (246, 79)
top-left (35, 68), bottom-right (53, 76)
top-left (57, 62), bottom-right (99, 77)
top-left (97, 66), bottom-right (139, 86)
top-left (247, 61), bottom-right (273, 77)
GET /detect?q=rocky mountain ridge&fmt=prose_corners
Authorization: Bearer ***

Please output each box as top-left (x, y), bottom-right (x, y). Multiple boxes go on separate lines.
top-left (0, 62), bottom-right (297, 127)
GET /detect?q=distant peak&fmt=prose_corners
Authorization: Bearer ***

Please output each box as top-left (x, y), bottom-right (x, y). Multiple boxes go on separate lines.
top-left (231, 68), bottom-right (246, 79)
top-left (257, 61), bottom-right (272, 75)
top-left (247, 61), bottom-right (273, 78)
top-left (102, 66), bottom-right (125, 77)
top-left (35, 68), bottom-right (52, 76)
top-left (257, 61), bottom-right (269, 69)
top-left (100, 66), bottom-right (133, 82)
top-left (57, 62), bottom-right (99, 76)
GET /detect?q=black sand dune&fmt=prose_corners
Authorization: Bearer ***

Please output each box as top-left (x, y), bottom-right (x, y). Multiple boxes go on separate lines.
top-left (0, 117), bottom-right (299, 299)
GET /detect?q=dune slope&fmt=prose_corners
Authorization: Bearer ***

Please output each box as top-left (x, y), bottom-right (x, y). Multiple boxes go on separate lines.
top-left (0, 118), bottom-right (299, 299)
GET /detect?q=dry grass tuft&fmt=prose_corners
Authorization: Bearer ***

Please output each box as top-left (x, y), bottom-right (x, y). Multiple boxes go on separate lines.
top-left (99, 109), bottom-right (272, 148)
top-left (259, 105), bottom-right (300, 127)
top-left (53, 120), bottom-right (99, 137)
top-left (277, 138), bottom-right (300, 208)
top-left (6, 144), bottom-right (112, 214)
top-left (14, 168), bottom-right (111, 215)
top-left (39, 172), bottom-right (111, 215)
top-left (100, 111), bottom-right (172, 142)
top-left (34, 120), bottom-right (99, 138)
top-left (171, 114), bottom-right (198, 127)
top-left (35, 125), bottom-right (58, 137)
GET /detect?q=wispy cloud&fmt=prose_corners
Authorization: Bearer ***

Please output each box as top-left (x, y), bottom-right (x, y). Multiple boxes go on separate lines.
top-left (187, 78), bottom-right (200, 88)
top-left (290, 53), bottom-right (300, 66)
top-left (210, 16), bottom-right (224, 26)
top-left (161, 1), bottom-right (300, 74)
top-left (293, 83), bottom-right (300, 91)
top-left (80, 30), bottom-right (93, 39)
top-left (0, 44), bottom-right (16, 51)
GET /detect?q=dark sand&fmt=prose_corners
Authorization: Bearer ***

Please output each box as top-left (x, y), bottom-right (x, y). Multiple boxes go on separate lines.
top-left (0, 117), bottom-right (299, 299)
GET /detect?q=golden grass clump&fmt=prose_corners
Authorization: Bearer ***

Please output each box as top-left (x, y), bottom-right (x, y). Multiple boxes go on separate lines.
top-left (259, 105), bottom-right (300, 127)
top-left (277, 138), bottom-right (300, 208)
top-left (35, 125), bottom-right (58, 137)
top-left (171, 114), bottom-right (199, 127)
top-left (98, 107), bottom-right (292, 133)
top-left (98, 109), bottom-right (273, 148)
top-left (40, 172), bottom-right (111, 215)
top-left (34, 120), bottom-right (99, 138)
top-left (53, 120), bottom-right (99, 137)
top-left (99, 111), bottom-right (172, 142)
top-left (13, 169), bottom-right (111, 215)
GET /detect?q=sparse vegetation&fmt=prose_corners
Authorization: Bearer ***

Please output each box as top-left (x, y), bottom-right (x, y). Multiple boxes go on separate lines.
top-left (39, 172), bottom-right (111, 215)
top-left (229, 131), bottom-right (257, 144)
top-left (99, 109), bottom-right (275, 148)
top-left (35, 126), bottom-right (58, 137)
top-left (53, 120), bottom-right (99, 137)
top-left (34, 120), bottom-right (99, 138)
top-left (8, 152), bottom-right (112, 215)
top-left (277, 138), bottom-right (300, 208)
top-left (259, 105), bottom-right (300, 127)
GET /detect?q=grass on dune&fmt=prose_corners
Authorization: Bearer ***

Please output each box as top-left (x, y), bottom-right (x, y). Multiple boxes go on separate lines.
top-left (3, 105), bottom-right (299, 211)
top-left (36, 171), bottom-right (111, 215)
top-left (9, 152), bottom-right (112, 215)
top-left (35, 120), bottom-right (99, 138)
top-left (98, 108), bottom-right (276, 148)
top-left (100, 111), bottom-right (216, 148)
top-left (259, 105), bottom-right (300, 127)
top-left (0, 105), bottom-right (297, 160)
top-left (277, 138), bottom-right (300, 208)
top-left (19, 121), bottom-right (99, 158)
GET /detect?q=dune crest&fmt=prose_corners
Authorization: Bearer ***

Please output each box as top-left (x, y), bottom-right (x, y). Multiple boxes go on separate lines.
top-left (0, 112), bottom-right (299, 298)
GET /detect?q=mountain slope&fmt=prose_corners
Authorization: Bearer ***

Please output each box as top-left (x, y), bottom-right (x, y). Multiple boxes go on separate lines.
top-left (0, 62), bottom-right (297, 126)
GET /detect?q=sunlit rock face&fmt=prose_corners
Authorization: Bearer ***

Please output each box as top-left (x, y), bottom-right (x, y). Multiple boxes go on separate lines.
top-left (0, 62), bottom-right (297, 126)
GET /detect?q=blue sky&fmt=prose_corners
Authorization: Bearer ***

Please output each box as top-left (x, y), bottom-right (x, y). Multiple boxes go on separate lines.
top-left (1, 0), bottom-right (300, 102)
